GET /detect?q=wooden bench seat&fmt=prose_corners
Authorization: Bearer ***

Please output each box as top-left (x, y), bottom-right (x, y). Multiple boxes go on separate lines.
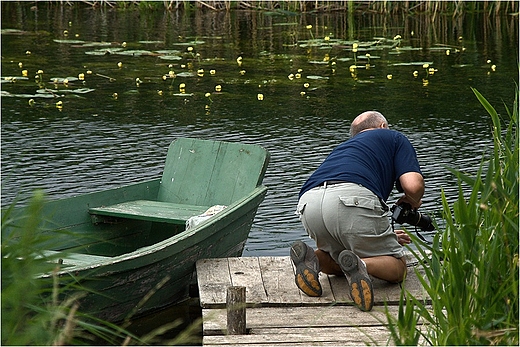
top-left (43, 250), bottom-right (111, 267)
top-left (87, 138), bottom-right (270, 226)
top-left (89, 200), bottom-right (210, 225)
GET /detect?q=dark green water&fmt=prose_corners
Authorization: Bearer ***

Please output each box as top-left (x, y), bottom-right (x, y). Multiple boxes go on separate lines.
top-left (1, 2), bottom-right (518, 343)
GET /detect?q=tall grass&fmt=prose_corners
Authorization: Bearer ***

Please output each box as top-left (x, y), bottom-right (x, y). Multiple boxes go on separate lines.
top-left (386, 88), bottom-right (519, 345)
top-left (66, 1), bottom-right (519, 15)
top-left (1, 192), bottom-right (187, 345)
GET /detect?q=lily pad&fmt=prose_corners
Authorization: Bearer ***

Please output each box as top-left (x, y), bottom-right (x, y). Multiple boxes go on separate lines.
top-left (54, 39), bottom-right (86, 44)
top-left (138, 40), bottom-right (164, 44)
top-left (172, 93), bottom-right (194, 97)
top-left (115, 50), bottom-right (155, 56)
top-left (158, 55), bottom-right (182, 61)
top-left (156, 50), bottom-right (182, 55)
top-left (37, 88), bottom-right (95, 94)
top-left (49, 77), bottom-right (79, 83)
top-left (176, 72), bottom-right (197, 77)
top-left (85, 47), bottom-right (124, 55)
top-left (306, 75), bottom-right (329, 80)
top-left (82, 42), bottom-right (114, 47)
top-left (391, 61), bottom-right (434, 66)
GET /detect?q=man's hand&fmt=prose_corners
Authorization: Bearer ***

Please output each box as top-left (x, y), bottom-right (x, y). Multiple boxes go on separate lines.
top-left (395, 229), bottom-right (411, 245)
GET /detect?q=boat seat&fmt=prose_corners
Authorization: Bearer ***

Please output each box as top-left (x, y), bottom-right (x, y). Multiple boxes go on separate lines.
top-left (88, 138), bottom-right (269, 226)
top-left (89, 200), bottom-right (210, 225)
top-left (42, 250), bottom-right (111, 267)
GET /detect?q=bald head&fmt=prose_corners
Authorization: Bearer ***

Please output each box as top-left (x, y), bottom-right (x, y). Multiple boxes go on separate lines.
top-left (349, 111), bottom-right (389, 137)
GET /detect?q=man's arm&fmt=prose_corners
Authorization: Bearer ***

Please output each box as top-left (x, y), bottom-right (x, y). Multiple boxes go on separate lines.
top-left (397, 172), bottom-right (424, 209)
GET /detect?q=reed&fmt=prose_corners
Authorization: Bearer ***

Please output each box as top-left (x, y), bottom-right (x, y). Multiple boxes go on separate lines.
top-left (0, 192), bottom-right (165, 345)
top-left (74, 1), bottom-right (518, 16)
top-left (386, 88), bottom-right (519, 345)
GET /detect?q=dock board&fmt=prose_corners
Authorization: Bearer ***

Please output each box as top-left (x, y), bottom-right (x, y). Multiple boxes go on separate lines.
top-left (196, 256), bottom-right (429, 346)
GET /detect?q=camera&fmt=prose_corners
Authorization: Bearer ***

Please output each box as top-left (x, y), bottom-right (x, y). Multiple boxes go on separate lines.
top-left (391, 203), bottom-right (435, 231)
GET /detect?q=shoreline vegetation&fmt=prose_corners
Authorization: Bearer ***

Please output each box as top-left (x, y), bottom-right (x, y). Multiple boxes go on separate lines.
top-left (44, 1), bottom-right (520, 15)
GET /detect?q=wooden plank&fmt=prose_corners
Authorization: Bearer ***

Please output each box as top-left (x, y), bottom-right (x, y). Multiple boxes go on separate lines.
top-left (197, 258), bottom-right (233, 307)
top-left (258, 256), bottom-right (303, 304)
top-left (202, 306), bottom-right (400, 334)
top-left (204, 326), bottom-right (391, 346)
top-left (228, 257), bottom-right (269, 304)
top-left (89, 200), bottom-right (209, 224)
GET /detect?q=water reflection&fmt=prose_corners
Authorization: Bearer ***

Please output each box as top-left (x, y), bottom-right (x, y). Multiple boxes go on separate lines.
top-left (1, 5), bottom-right (518, 260)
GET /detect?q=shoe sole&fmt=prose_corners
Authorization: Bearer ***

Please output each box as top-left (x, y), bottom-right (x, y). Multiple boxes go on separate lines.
top-left (290, 241), bottom-right (322, 297)
top-left (338, 250), bottom-right (374, 311)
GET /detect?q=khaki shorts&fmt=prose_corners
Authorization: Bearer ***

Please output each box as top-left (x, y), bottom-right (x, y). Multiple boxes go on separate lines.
top-left (296, 182), bottom-right (404, 262)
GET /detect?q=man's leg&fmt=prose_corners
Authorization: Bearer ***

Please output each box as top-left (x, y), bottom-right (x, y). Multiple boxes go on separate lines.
top-left (363, 255), bottom-right (407, 283)
top-left (316, 249), bottom-right (407, 283)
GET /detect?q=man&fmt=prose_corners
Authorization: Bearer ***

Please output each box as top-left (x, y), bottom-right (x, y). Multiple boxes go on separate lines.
top-left (291, 110), bottom-right (424, 312)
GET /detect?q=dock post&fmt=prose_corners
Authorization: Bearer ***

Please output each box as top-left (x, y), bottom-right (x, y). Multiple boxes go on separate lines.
top-left (226, 286), bottom-right (246, 335)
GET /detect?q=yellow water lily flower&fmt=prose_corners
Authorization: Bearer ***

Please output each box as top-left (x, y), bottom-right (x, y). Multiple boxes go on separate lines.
top-left (187, 46), bottom-right (193, 52)
top-left (169, 70), bottom-right (175, 78)
top-left (215, 85), bottom-right (222, 92)
top-left (26, 50), bottom-right (31, 55)
top-left (491, 65), bottom-right (496, 71)
top-left (295, 73), bottom-right (301, 79)
top-left (78, 73), bottom-right (85, 80)
top-left (257, 93), bottom-right (264, 101)
top-left (37, 70), bottom-right (44, 74)
top-left (157, 90), bottom-right (163, 95)
top-left (18, 62), bottom-right (23, 68)
top-left (446, 50), bottom-right (450, 56)
top-left (306, 25), bottom-right (312, 29)
top-left (387, 74), bottom-right (393, 80)
top-left (300, 91), bottom-right (306, 96)
top-left (117, 62), bottom-right (123, 68)
top-left (210, 69), bottom-right (216, 75)
top-left (303, 83), bottom-right (310, 88)
top-left (422, 63), bottom-right (429, 69)
top-left (122, 41), bottom-right (127, 47)
top-left (413, 70), bottom-right (419, 77)
top-left (28, 99), bottom-right (35, 106)
top-left (288, 73), bottom-right (294, 80)
top-left (239, 70), bottom-right (246, 75)
top-left (22, 70), bottom-right (28, 77)
top-left (205, 92), bottom-right (211, 97)
top-left (112, 93), bottom-right (118, 99)
top-left (197, 69), bottom-right (204, 77)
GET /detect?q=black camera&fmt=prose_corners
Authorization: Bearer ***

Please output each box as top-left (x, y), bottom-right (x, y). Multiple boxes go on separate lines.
top-left (391, 203), bottom-right (435, 231)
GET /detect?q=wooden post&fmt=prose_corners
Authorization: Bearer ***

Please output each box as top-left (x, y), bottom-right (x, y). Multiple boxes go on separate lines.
top-left (226, 286), bottom-right (246, 335)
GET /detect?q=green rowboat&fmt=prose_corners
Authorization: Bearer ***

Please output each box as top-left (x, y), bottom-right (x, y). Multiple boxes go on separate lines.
top-left (3, 138), bottom-right (270, 322)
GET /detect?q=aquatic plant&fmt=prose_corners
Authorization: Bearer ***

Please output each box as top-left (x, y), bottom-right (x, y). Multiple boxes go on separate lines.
top-left (385, 88), bottom-right (519, 345)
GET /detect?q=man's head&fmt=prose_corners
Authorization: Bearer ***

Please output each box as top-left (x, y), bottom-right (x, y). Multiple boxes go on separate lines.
top-left (350, 111), bottom-right (389, 137)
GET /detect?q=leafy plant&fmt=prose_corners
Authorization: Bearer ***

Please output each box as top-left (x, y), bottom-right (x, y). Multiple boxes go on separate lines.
top-left (386, 88), bottom-right (519, 345)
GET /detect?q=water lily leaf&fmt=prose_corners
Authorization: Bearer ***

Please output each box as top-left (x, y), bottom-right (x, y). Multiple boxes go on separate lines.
top-left (1, 29), bottom-right (25, 34)
top-left (115, 50), bottom-right (155, 56)
top-left (172, 93), bottom-right (194, 97)
top-left (156, 50), bottom-right (182, 55)
top-left (336, 57), bottom-right (354, 62)
top-left (452, 64), bottom-right (474, 68)
top-left (391, 61), bottom-right (434, 66)
top-left (308, 60), bottom-right (329, 65)
top-left (306, 75), bottom-right (329, 80)
top-left (1, 90), bottom-right (55, 98)
top-left (49, 77), bottom-right (79, 83)
top-left (393, 46), bottom-right (422, 51)
top-left (158, 55), bottom-right (182, 61)
top-left (53, 39), bottom-right (86, 44)
top-left (176, 72), bottom-right (197, 77)
top-left (82, 42), bottom-right (114, 47)
top-left (138, 40), bottom-right (164, 44)
top-left (85, 48), bottom-right (124, 55)
top-left (1, 77), bottom-right (29, 83)
top-left (357, 55), bottom-right (381, 60)
top-left (37, 88), bottom-right (95, 94)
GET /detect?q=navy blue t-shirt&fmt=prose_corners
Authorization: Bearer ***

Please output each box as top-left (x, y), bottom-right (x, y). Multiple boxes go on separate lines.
top-left (299, 129), bottom-right (422, 201)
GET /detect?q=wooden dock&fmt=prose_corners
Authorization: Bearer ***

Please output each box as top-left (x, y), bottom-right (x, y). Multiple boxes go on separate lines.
top-left (196, 255), bottom-right (429, 346)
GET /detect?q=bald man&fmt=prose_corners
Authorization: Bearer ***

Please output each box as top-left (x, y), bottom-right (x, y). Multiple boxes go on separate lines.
top-left (291, 111), bottom-right (424, 311)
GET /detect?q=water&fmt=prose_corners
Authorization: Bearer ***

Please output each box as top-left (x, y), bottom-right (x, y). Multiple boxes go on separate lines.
top-left (1, 3), bottom-right (518, 342)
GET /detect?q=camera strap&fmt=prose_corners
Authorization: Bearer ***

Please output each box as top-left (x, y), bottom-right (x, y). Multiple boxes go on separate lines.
top-left (391, 218), bottom-right (430, 244)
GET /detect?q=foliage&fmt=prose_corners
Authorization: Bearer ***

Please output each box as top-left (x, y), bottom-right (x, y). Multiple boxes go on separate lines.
top-left (386, 88), bottom-right (519, 345)
top-left (2, 192), bottom-right (145, 345)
